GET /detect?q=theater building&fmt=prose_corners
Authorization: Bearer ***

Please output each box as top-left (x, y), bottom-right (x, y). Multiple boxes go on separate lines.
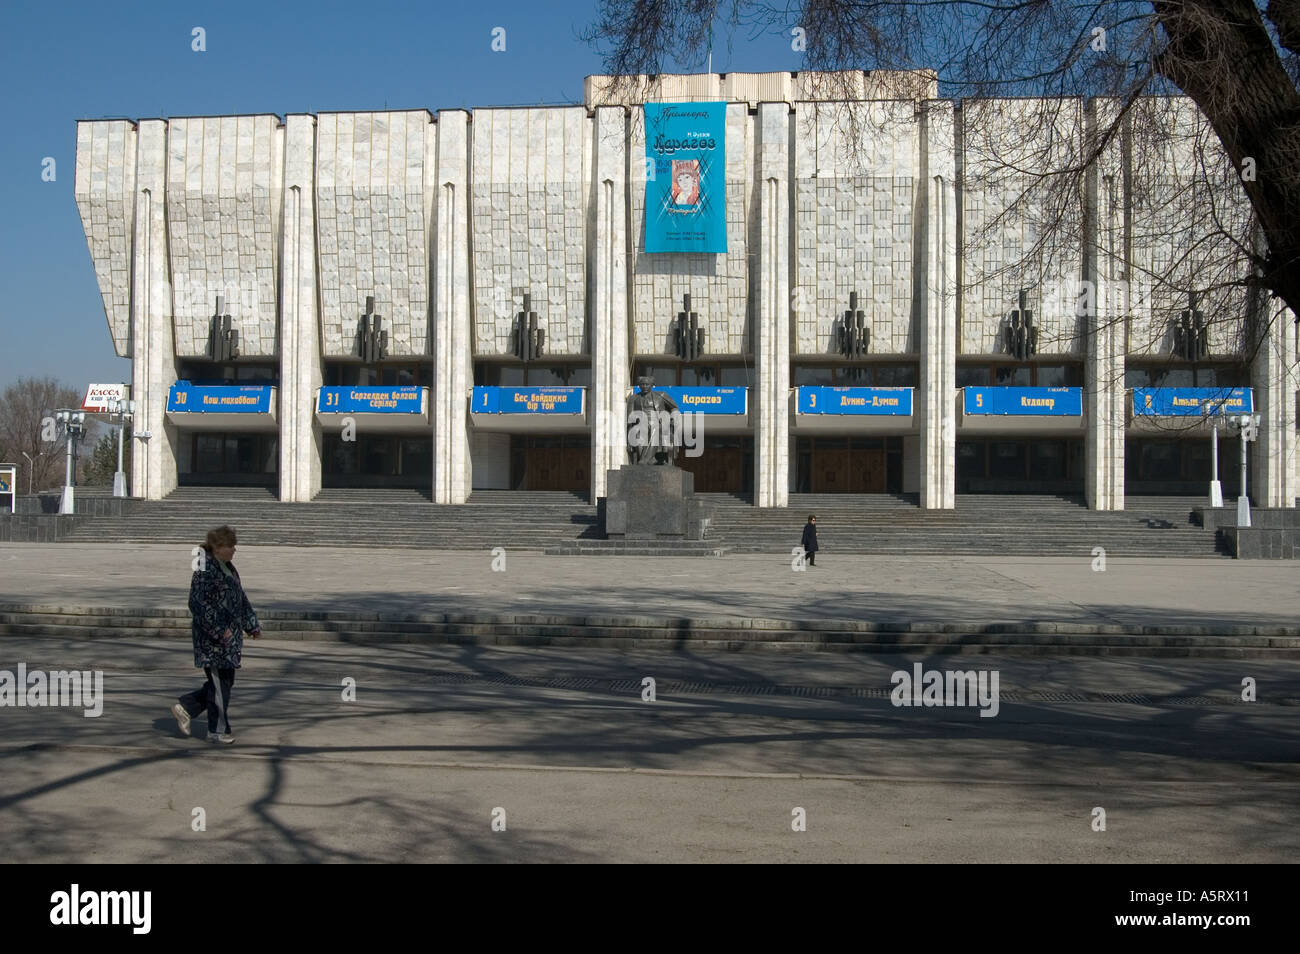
top-left (73, 71), bottom-right (1297, 508)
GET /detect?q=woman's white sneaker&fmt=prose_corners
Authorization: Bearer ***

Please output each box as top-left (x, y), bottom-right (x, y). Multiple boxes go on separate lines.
top-left (171, 703), bottom-right (192, 737)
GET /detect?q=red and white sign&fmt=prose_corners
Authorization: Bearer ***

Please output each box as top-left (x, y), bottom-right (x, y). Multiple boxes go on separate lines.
top-left (82, 383), bottom-right (128, 412)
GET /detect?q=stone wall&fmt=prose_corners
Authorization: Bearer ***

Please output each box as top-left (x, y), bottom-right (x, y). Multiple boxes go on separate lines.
top-left (793, 100), bottom-right (918, 355)
top-left (1126, 98), bottom-right (1253, 359)
top-left (165, 115), bottom-right (282, 357)
top-left (316, 111), bottom-right (435, 357)
top-left (470, 108), bottom-right (588, 356)
top-left (0, 515), bottom-right (90, 542)
top-left (960, 99), bottom-right (1086, 356)
top-left (74, 120), bottom-right (136, 356)
top-left (629, 103), bottom-right (753, 355)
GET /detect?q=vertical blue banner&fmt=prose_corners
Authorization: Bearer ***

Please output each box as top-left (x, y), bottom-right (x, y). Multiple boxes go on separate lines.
top-left (644, 103), bottom-right (727, 254)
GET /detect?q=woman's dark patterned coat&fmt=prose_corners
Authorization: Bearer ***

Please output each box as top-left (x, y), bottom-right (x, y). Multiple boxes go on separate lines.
top-left (188, 555), bottom-right (259, 669)
top-left (801, 521), bottom-right (819, 554)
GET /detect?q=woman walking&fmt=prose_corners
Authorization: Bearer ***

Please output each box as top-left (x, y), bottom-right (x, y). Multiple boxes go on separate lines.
top-left (171, 525), bottom-right (260, 744)
top-left (801, 514), bottom-right (819, 567)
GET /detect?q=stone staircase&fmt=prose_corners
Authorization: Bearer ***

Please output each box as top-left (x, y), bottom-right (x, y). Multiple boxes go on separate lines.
top-left (55, 487), bottom-right (599, 550)
top-left (2, 602), bottom-right (1294, 656)
top-left (48, 486), bottom-right (1225, 557)
top-left (703, 493), bottom-right (1225, 558)
top-left (545, 539), bottom-right (728, 556)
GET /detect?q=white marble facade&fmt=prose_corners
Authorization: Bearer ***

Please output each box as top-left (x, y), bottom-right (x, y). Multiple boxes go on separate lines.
top-left (792, 100), bottom-right (918, 356)
top-left (471, 107), bottom-right (588, 355)
top-left (165, 115), bottom-right (282, 357)
top-left (73, 71), bottom-right (1296, 508)
top-left (316, 111), bottom-right (435, 357)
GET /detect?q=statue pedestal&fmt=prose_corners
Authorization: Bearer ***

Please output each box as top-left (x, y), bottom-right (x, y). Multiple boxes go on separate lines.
top-left (600, 465), bottom-right (710, 540)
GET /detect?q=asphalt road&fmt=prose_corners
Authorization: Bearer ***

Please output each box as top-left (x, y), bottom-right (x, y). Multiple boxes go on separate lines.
top-left (2, 637), bottom-right (1297, 862)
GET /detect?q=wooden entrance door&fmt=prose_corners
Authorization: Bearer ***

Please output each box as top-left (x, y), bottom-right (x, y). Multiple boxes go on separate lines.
top-left (525, 448), bottom-right (590, 490)
top-left (526, 448), bottom-right (559, 490)
top-left (679, 449), bottom-right (742, 492)
top-left (561, 447), bottom-right (590, 491)
top-left (851, 449), bottom-right (887, 493)
top-left (811, 450), bottom-right (849, 493)
top-left (810, 448), bottom-right (885, 492)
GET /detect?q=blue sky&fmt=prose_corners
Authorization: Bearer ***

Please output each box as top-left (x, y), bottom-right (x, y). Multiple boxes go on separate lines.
top-left (0, 0), bottom-right (794, 393)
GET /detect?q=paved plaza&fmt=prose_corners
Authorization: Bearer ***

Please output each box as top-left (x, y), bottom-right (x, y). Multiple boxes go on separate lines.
top-left (2, 542), bottom-right (1297, 862)
top-left (1, 542), bottom-right (1296, 630)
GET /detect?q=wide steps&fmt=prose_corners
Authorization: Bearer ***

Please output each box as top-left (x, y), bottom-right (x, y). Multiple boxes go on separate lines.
top-left (3, 605), bottom-right (1296, 656)
top-left (45, 491), bottom-right (1228, 557)
top-left (545, 540), bottom-right (728, 556)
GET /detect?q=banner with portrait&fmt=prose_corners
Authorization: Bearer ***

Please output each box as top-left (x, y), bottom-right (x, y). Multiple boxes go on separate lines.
top-left (644, 103), bottom-right (727, 253)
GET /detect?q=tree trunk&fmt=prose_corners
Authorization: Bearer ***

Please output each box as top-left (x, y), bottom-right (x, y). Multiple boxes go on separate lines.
top-left (1154, 0), bottom-right (1300, 317)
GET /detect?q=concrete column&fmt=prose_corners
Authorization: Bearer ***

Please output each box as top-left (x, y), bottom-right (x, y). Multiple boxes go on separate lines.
top-left (1085, 101), bottom-right (1126, 511)
top-left (591, 106), bottom-right (630, 501)
top-left (130, 120), bottom-right (179, 501)
top-left (279, 115), bottom-right (324, 503)
top-left (1252, 298), bottom-right (1298, 507)
top-left (918, 101), bottom-right (957, 509)
top-left (755, 102), bottom-right (790, 508)
top-left (432, 110), bottom-right (473, 504)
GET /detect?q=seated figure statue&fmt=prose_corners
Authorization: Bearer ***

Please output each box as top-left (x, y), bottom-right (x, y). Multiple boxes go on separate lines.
top-left (627, 376), bottom-right (680, 466)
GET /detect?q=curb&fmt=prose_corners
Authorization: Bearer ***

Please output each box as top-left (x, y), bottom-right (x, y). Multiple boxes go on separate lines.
top-left (1, 603), bottom-right (1298, 657)
top-left (1, 602), bottom-right (1298, 638)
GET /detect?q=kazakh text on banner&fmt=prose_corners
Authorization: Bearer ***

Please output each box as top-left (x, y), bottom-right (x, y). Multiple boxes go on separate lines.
top-left (472, 387), bottom-right (585, 414)
top-left (798, 387), bottom-right (913, 416)
top-left (964, 387), bottom-right (1083, 416)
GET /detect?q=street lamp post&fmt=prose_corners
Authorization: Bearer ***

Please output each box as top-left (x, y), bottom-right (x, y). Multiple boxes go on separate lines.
top-left (1227, 413), bottom-right (1261, 528)
top-left (53, 409), bottom-right (87, 515)
top-left (1204, 406), bottom-right (1224, 508)
top-left (106, 397), bottom-right (135, 497)
top-left (19, 450), bottom-right (44, 496)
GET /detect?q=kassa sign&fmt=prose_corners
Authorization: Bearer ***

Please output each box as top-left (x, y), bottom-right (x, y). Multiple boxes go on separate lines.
top-left (82, 383), bottom-right (128, 412)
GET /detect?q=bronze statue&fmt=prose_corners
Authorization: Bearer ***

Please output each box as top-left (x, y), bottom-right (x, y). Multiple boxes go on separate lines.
top-left (627, 376), bottom-right (680, 465)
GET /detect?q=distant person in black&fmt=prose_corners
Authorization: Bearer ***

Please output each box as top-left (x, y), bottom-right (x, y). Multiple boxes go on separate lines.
top-left (801, 515), bottom-right (818, 567)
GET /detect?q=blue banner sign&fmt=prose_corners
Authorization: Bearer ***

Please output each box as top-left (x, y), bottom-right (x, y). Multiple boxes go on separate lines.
top-left (472, 386), bottom-right (584, 414)
top-left (167, 382), bottom-right (273, 414)
top-left (964, 387), bottom-right (1082, 416)
top-left (655, 386), bottom-right (747, 415)
top-left (1133, 387), bottom-right (1253, 416)
top-left (317, 386), bottom-right (423, 414)
top-left (797, 387), bottom-right (913, 416)
top-left (644, 102), bottom-right (727, 254)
